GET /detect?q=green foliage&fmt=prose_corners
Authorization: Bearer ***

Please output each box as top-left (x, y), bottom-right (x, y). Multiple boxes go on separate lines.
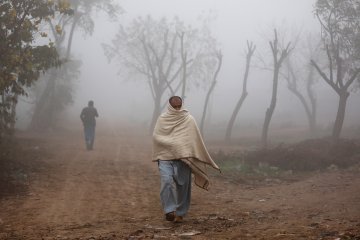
top-left (0, 0), bottom-right (72, 138)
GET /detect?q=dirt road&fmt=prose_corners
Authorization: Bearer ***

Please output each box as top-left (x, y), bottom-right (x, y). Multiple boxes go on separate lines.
top-left (0, 127), bottom-right (359, 239)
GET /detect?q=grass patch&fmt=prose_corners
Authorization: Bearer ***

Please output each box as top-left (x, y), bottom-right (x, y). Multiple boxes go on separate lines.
top-left (211, 138), bottom-right (360, 183)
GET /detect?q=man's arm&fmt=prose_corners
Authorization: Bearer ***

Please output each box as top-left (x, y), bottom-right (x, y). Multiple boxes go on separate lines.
top-left (80, 109), bottom-right (85, 122)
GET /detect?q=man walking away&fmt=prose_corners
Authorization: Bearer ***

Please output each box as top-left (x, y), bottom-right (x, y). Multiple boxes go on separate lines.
top-left (152, 96), bottom-right (220, 223)
top-left (80, 100), bottom-right (99, 150)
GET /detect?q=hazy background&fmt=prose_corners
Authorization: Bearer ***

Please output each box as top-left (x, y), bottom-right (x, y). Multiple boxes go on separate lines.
top-left (18, 0), bottom-right (360, 141)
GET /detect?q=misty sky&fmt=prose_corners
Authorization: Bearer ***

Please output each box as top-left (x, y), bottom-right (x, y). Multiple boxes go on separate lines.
top-left (43, 0), bottom-right (359, 137)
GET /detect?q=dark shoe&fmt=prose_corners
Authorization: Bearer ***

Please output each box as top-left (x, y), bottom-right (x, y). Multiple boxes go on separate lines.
top-left (174, 215), bottom-right (183, 223)
top-left (165, 212), bottom-right (175, 221)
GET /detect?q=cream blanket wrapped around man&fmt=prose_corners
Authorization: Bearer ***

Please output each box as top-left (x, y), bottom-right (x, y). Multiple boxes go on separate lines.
top-left (152, 104), bottom-right (220, 190)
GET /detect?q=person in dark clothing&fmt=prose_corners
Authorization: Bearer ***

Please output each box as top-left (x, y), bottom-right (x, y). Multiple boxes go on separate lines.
top-left (80, 100), bottom-right (99, 150)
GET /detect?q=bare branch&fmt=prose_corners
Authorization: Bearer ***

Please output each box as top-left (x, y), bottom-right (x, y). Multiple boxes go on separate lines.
top-left (344, 68), bottom-right (360, 89)
top-left (139, 35), bottom-right (158, 87)
top-left (325, 44), bottom-right (334, 83)
top-left (311, 59), bottom-right (339, 93)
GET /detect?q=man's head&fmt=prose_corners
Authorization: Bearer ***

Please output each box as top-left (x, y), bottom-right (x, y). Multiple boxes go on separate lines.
top-left (88, 100), bottom-right (94, 107)
top-left (169, 96), bottom-right (182, 110)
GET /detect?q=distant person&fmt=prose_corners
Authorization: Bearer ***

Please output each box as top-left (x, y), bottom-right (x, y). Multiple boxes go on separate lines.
top-left (152, 96), bottom-right (220, 223)
top-left (80, 100), bottom-right (99, 150)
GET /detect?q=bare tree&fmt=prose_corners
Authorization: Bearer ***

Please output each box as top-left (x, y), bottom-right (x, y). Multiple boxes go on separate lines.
top-left (311, 0), bottom-right (360, 141)
top-left (179, 32), bottom-right (188, 100)
top-left (103, 16), bottom-right (219, 132)
top-left (280, 33), bottom-right (322, 137)
top-left (261, 29), bottom-right (292, 149)
top-left (200, 50), bottom-right (223, 135)
top-left (285, 58), bottom-right (317, 135)
top-left (225, 41), bottom-right (256, 142)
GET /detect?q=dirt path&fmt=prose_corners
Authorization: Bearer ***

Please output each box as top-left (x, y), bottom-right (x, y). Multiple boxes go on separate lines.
top-left (0, 128), bottom-right (360, 239)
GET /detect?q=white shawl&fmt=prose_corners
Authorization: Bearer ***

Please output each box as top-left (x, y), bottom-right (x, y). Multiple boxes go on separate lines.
top-left (152, 103), bottom-right (220, 190)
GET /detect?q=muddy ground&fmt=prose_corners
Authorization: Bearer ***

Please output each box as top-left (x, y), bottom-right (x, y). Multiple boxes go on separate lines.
top-left (0, 126), bottom-right (360, 240)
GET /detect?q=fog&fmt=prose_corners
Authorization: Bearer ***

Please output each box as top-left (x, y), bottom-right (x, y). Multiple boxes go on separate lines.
top-left (19, 0), bottom-right (360, 140)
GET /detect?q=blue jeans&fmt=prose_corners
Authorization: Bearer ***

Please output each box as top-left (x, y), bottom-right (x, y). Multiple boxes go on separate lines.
top-left (83, 125), bottom-right (95, 150)
top-left (158, 160), bottom-right (192, 217)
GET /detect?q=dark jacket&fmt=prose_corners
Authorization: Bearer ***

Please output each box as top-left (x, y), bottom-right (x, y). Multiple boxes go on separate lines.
top-left (80, 106), bottom-right (99, 126)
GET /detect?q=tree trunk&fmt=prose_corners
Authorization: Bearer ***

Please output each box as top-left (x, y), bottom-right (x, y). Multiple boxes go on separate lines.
top-left (261, 30), bottom-right (291, 148)
top-left (9, 95), bottom-right (17, 130)
top-left (287, 60), bottom-right (317, 136)
top-left (65, 14), bottom-right (80, 59)
top-left (200, 80), bottom-right (216, 135)
top-left (225, 42), bottom-right (254, 142)
top-left (309, 113), bottom-right (316, 135)
top-left (306, 65), bottom-right (317, 135)
top-left (180, 33), bottom-right (187, 101)
top-left (200, 52), bottom-right (222, 135)
top-left (261, 66), bottom-right (279, 149)
top-left (225, 92), bottom-right (248, 142)
top-left (149, 94), bottom-right (162, 134)
top-left (332, 90), bottom-right (349, 141)
top-left (288, 87), bottom-right (314, 135)
top-left (30, 71), bottom-right (56, 130)
top-left (310, 60), bottom-right (360, 142)
top-left (0, 92), bottom-right (9, 138)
